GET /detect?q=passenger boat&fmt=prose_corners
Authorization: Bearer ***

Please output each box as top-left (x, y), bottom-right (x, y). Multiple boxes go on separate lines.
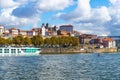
top-left (0, 46), bottom-right (41, 56)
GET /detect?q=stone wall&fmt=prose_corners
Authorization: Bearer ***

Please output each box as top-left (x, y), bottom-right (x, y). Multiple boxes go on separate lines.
top-left (41, 47), bottom-right (118, 54)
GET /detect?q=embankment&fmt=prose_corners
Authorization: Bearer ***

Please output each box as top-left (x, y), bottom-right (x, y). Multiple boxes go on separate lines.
top-left (40, 47), bottom-right (118, 54)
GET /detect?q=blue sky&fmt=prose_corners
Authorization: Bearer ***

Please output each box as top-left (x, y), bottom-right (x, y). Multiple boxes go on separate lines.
top-left (0, 0), bottom-right (120, 36)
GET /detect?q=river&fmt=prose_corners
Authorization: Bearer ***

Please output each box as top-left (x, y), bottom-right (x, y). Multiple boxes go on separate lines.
top-left (0, 53), bottom-right (120, 80)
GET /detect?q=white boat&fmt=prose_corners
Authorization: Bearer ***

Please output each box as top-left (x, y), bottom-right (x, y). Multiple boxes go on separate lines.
top-left (0, 46), bottom-right (41, 56)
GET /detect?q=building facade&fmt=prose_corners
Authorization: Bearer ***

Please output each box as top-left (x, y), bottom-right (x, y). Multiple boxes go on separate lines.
top-left (0, 25), bottom-right (4, 36)
top-left (9, 28), bottom-right (19, 37)
top-left (103, 38), bottom-right (116, 48)
top-left (59, 25), bottom-right (73, 33)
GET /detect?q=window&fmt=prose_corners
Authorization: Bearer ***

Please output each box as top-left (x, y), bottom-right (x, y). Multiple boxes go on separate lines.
top-left (4, 49), bottom-right (9, 53)
top-left (17, 49), bottom-right (21, 53)
top-left (0, 49), bottom-right (2, 53)
top-left (11, 49), bottom-right (16, 53)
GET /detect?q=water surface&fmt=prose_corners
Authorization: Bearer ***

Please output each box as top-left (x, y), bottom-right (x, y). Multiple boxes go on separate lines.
top-left (0, 53), bottom-right (120, 80)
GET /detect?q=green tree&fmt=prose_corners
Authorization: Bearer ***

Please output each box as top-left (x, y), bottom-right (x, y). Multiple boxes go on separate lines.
top-left (70, 37), bottom-right (80, 46)
top-left (0, 37), bottom-right (6, 46)
top-left (23, 37), bottom-right (32, 46)
top-left (5, 38), bottom-right (12, 45)
top-left (31, 35), bottom-right (44, 47)
top-left (50, 36), bottom-right (59, 45)
top-left (59, 36), bottom-right (71, 47)
top-left (12, 36), bottom-right (24, 46)
top-left (44, 38), bottom-right (51, 45)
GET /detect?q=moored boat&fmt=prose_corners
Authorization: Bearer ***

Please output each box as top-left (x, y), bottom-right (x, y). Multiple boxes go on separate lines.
top-left (0, 46), bottom-right (41, 56)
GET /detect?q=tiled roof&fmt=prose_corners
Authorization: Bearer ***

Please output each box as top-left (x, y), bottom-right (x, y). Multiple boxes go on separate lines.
top-left (103, 38), bottom-right (114, 41)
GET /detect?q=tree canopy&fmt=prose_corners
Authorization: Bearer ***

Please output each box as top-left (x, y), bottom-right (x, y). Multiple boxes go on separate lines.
top-left (0, 35), bottom-right (80, 47)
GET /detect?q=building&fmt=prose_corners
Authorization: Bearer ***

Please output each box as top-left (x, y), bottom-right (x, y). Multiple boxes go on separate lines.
top-left (71, 30), bottom-right (82, 36)
top-left (115, 39), bottom-right (120, 48)
top-left (59, 24), bottom-right (73, 33)
top-left (32, 28), bottom-right (41, 36)
top-left (41, 25), bottom-right (46, 36)
top-left (0, 25), bottom-right (4, 36)
top-left (79, 34), bottom-right (97, 44)
top-left (26, 30), bottom-right (34, 37)
top-left (90, 38), bottom-right (103, 44)
top-left (18, 30), bottom-right (27, 37)
top-left (9, 28), bottom-right (19, 37)
top-left (103, 38), bottom-right (116, 48)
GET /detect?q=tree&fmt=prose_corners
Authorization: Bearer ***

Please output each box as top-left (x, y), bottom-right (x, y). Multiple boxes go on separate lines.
top-left (12, 36), bottom-right (24, 46)
top-left (23, 37), bottom-right (32, 46)
top-left (44, 38), bottom-right (51, 45)
top-left (5, 38), bottom-right (12, 45)
top-left (70, 37), bottom-right (80, 46)
top-left (59, 36), bottom-right (71, 47)
top-left (50, 36), bottom-right (59, 45)
top-left (0, 37), bottom-right (6, 46)
top-left (31, 35), bottom-right (44, 47)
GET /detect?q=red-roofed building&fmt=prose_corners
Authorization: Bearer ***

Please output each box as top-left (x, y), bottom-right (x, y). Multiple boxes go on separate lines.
top-left (103, 38), bottom-right (116, 48)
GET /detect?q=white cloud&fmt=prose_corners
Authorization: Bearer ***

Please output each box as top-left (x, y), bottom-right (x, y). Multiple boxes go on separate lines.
top-left (0, 7), bottom-right (40, 28)
top-left (74, 23), bottom-right (110, 36)
top-left (0, 0), bottom-right (19, 8)
top-left (57, 0), bottom-right (111, 23)
top-left (63, 0), bottom-right (91, 22)
top-left (76, 0), bottom-right (91, 18)
top-left (109, 0), bottom-right (120, 24)
top-left (37, 0), bottom-right (74, 11)
top-left (0, 0), bottom-right (74, 29)
top-left (109, 0), bottom-right (117, 4)
top-left (55, 0), bottom-right (118, 36)
top-left (91, 6), bottom-right (111, 23)
top-left (1, 0), bottom-right (120, 36)
top-left (0, 0), bottom-right (41, 28)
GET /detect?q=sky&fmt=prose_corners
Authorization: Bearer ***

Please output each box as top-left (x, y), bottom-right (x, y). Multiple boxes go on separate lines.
top-left (0, 0), bottom-right (120, 36)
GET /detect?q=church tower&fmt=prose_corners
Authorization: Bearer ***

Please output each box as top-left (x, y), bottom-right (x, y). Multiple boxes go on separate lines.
top-left (41, 24), bottom-right (46, 36)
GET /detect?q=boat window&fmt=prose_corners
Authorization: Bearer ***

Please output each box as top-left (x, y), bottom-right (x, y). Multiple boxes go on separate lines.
top-left (4, 49), bottom-right (9, 53)
top-left (0, 49), bottom-right (2, 53)
top-left (11, 49), bottom-right (16, 53)
top-left (17, 49), bottom-right (21, 53)
top-left (25, 48), bottom-right (38, 53)
top-left (38, 49), bottom-right (41, 50)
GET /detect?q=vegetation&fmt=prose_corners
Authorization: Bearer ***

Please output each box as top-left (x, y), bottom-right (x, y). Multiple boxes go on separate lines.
top-left (0, 37), bottom-right (6, 45)
top-left (0, 35), bottom-right (80, 47)
top-left (12, 36), bottom-right (24, 46)
top-left (31, 35), bottom-right (44, 47)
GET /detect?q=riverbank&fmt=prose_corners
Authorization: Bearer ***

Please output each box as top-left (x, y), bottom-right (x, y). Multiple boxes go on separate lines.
top-left (40, 47), bottom-right (118, 54)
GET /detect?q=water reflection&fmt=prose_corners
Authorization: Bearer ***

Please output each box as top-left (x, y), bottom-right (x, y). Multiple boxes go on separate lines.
top-left (0, 53), bottom-right (120, 80)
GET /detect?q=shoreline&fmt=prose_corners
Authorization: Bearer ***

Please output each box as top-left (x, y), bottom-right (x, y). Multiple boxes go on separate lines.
top-left (40, 47), bottom-right (118, 54)
top-left (40, 52), bottom-right (119, 55)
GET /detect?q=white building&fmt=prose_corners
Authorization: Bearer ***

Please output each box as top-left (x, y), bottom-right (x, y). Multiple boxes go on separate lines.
top-left (9, 28), bottom-right (19, 37)
top-left (19, 30), bottom-right (27, 37)
top-left (0, 25), bottom-right (4, 35)
top-left (41, 25), bottom-right (46, 36)
top-left (103, 38), bottom-right (116, 48)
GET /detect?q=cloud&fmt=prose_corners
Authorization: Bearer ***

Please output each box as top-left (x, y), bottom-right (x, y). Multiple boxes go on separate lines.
top-left (37, 0), bottom-right (74, 11)
top-left (57, 0), bottom-right (91, 22)
top-left (0, 0), bottom-right (74, 29)
top-left (0, 7), bottom-right (40, 28)
top-left (57, 0), bottom-right (111, 23)
top-left (55, 0), bottom-right (120, 36)
top-left (12, 5), bottom-right (38, 18)
top-left (0, 0), bottom-right (40, 28)
top-left (0, 0), bottom-right (19, 8)
top-left (1, 0), bottom-right (120, 36)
